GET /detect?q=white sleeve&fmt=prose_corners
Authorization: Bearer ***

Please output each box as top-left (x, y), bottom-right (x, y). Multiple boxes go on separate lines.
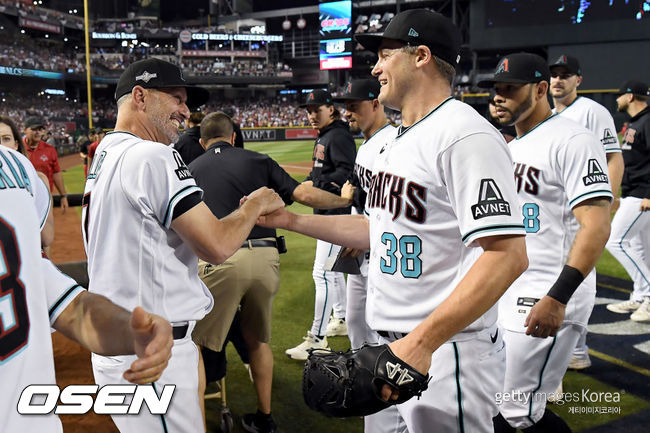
top-left (590, 106), bottom-right (621, 153)
top-left (120, 144), bottom-right (203, 228)
top-left (41, 257), bottom-right (85, 325)
top-left (4, 150), bottom-right (50, 229)
top-left (556, 132), bottom-right (614, 208)
top-left (440, 133), bottom-right (526, 246)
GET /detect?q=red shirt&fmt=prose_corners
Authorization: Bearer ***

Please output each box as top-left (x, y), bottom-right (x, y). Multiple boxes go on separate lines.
top-left (88, 141), bottom-right (99, 160)
top-left (25, 139), bottom-right (60, 190)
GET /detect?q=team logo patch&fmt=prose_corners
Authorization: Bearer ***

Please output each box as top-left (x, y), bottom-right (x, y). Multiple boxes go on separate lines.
top-left (582, 159), bottom-right (609, 186)
top-left (496, 58), bottom-right (509, 74)
top-left (601, 128), bottom-right (617, 145)
top-left (471, 179), bottom-right (511, 219)
top-left (172, 152), bottom-right (192, 181)
top-left (135, 71), bottom-right (157, 83)
top-left (408, 28), bottom-right (419, 37)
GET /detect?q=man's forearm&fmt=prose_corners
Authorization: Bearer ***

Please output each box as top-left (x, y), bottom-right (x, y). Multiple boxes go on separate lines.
top-left (52, 171), bottom-right (67, 196)
top-left (54, 291), bottom-right (137, 355)
top-left (292, 183), bottom-right (352, 209)
top-left (567, 199), bottom-right (611, 275)
top-left (285, 212), bottom-right (370, 250)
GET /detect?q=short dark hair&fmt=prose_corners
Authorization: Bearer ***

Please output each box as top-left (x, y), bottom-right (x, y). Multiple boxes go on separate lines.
top-left (189, 111), bottom-right (205, 125)
top-left (200, 112), bottom-right (234, 142)
top-left (0, 116), bottom-right (26, 155)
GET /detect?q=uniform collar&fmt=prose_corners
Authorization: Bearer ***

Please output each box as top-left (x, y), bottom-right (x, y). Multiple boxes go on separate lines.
top-left (206, 140), bottom-right (233, 151)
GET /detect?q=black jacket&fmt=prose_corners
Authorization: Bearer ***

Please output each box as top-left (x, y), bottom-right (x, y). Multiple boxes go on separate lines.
top-left (175, 126), bottom-right (204, 166)
top-left (305, 119), bottom-right (356, 215)
top-left (621, 106), bottom-right (650, 198)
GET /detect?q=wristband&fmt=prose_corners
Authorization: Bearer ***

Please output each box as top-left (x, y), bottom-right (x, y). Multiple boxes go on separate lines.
top-left (547, 265), bottom-right (585, 305)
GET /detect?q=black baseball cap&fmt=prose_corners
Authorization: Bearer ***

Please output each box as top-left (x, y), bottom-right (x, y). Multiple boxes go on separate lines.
top-left (355, 9), bottom-right (461, 66)
top-left (549, 54), bottom-right (582, 75)
top-left (115, 58), bottom-right (209, 108)
top-left (616, 80), bottom-right (649, 97)
top-left (333, 79), bottom-right (381, 102)
top-left (299, 89), bottom-right (334, 108)
top-left (477, 53), bottom-right (550, 88)
top-left (24, 116), bottom-right (45, 129)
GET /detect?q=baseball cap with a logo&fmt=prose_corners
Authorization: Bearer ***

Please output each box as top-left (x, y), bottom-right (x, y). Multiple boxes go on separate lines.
top-left (355, 9), bottom-right (461, 66)
top-left (616, 80), bottom-right (649, 97)
top-left (332, 79), bottom-right (381, 102)
top-left (24, 116), bottom-right (45, 129)
top-left (549, 55), bottom-right (582, 75)
top-left (115, 58), bottom-right (209, 108)
top-left (477, 53), bottom-right (550, 88)
top-left (299, 89), bottom-right (334, 108)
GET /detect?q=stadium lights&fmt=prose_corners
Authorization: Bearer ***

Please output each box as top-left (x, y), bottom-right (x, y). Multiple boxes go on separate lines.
top-left (45, 34), bottom-right (48, 38)
top-left (64, 37), bottom-right (68, 42)
top-left (21, 29), bottom-right (25, 34)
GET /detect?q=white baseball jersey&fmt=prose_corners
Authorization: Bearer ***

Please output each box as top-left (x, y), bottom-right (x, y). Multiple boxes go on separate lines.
top-left (365, 98), bottom-right (526, 335)
top-left (0, 147), bottom-right (84, 433)
top-left (499, 115), bottom-right (613, 331)
top-left (82, 131), bottom-right (212, 322)
top-left (554, 96), bottom-right (621, 154)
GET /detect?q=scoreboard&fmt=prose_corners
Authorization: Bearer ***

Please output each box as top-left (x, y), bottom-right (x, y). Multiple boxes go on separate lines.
top-left (319, 1), bottom-right (352, 70)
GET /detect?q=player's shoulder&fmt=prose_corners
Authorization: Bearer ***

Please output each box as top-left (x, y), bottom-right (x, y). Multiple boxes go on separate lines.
top-left (531, 115), bottom-right (597, 147)
top-left (576, 96), bottom-right (612, 117)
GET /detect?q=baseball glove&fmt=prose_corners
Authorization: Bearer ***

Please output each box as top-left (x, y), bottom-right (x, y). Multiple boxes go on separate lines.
top-left (302, 344), bottom-right (429, 417)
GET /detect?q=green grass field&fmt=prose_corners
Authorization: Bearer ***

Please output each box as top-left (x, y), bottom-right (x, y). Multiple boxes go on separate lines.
top-left (61, 140), bottom-right (644, 433)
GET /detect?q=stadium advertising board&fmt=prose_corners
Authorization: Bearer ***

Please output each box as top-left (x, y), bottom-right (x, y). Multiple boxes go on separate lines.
top-left (239, 128), bottom-right (318, 141)
top-left (319, 1), bottom-right (352, 70)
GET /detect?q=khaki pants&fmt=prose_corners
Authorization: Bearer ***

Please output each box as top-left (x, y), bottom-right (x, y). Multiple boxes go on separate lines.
top-left (192, 240), bottom-right (280, 351)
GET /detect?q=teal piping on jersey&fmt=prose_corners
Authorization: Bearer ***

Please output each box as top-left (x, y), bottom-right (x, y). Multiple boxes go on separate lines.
top-left (40, 192), bottom-right (52, 230)
top-left (526, 336), bottom-right (557, 425)
top-left (395, 97), bottom-right (455, 139)
top-left (48, 284), bottom-right (84, 322)
top-left (453, 342), bottom-right (465, 433)
top-left (363, 122), bottom-right (393, 145)
top-left (461, 224), bottom-right (525, 244)
top-left (152, 382), bottom-right (169, 433)
top-left (316, 243), bottom-right (335, 336)
top-left (568, 190), bottom-right (613, 208)
top-left (619, 211), bottom-right (650, 288)
top-left (514, 113), bottom-right (559, 140)
top-left (163, 185), bottom-right (202, 228)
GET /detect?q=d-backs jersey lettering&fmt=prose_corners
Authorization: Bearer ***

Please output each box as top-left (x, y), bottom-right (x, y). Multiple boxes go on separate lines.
top-left (500, 115), bottom-right (613, 331)
top-left (0, 147), bottom-right (84, 433)
top-left (82, 131), bottom-right (212, 322)
top-left (365, 98), bottom-right (525, 335)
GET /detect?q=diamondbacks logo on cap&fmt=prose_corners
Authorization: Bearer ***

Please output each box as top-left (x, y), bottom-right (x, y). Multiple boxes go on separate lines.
top-left (557, 55), bottom-right (567, 64)
top-left (408, 28), bottom-right (419, 37)
top-left (471, 179), bottom-right (511, 219)
top-left (135, 71), bottom-right (157, 83)
top-left (496, 58), bottom-right (509, 74)
top-left (583, 159), bottom-right (609, 186)
top-left (601, 128), bottom-right (617, 145)
top-left (309, 93), bottom-right (315, 101)
top-left (346, 82), bottom-right (352, 94)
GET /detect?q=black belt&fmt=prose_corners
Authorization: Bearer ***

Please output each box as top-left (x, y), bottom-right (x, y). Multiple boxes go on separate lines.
top-left (173, 324), bottom-right (189, 340)
top-left (377, 330), bottom-right (409, 339)
top-left (241, 239), bottom-right (277, 249)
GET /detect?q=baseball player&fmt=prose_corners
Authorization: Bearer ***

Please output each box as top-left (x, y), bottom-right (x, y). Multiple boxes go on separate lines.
top-left (332, 78), bottom-right (397, 350)
top-left (549, 55), bottom-right (624, 369)
top-left (259, 10), bottom-right (528, 433)
top-left (82, 58), bottom-right (283, 433)
top-left (285, 89), bottom-right (356, 360)
top-left (605, 80), bottom-right (650, 322)
top-left (0, 143), bottom-right (173, 433)
top-left (478, 53), bottom-right (613, 433)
